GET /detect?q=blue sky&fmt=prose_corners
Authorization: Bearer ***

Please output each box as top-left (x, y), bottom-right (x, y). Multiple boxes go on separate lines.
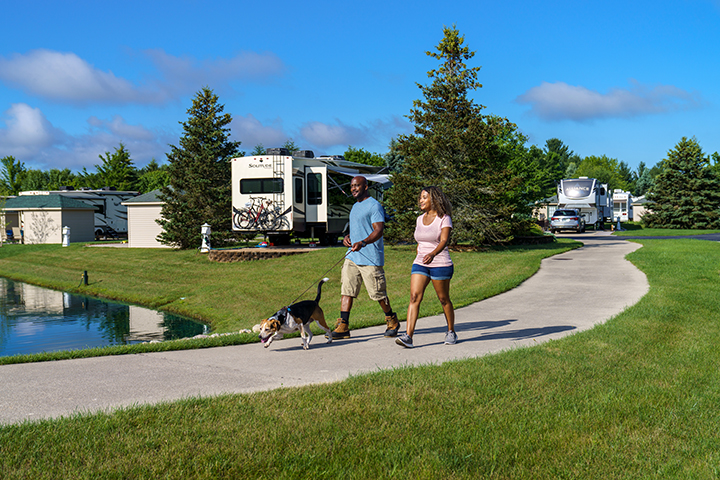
top-left (1, 0), bottom-right (719, 174)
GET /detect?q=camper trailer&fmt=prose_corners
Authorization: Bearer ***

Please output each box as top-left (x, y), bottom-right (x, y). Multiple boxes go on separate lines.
top-left (556, 177), bottom-right (613, 229)
top-left (231, 149), bottom-right (391, 245)
top-left (612, 189), bottom-right (633, 222)
top-left (19, 188), bottom-right (139, 238)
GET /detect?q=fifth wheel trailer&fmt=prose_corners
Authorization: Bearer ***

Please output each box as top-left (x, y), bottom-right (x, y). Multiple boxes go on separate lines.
top-left (231, 148), bottom-right (390, 245)
top-left (556, 177), bottom-right (613, 229)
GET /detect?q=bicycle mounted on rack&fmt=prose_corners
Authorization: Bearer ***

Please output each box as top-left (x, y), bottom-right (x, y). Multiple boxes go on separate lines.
top-left (231, 148), bottom-right (391, 245)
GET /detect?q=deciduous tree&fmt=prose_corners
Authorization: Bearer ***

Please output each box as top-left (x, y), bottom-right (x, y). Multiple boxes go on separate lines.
top-left (95, 143), bottom-right (138, 191)
top-left (343, 146), bottom-right (385, 167)
top-left (575, 155), bottom-right (628, 190)
top-left (0, 156), bottom-right (26, 195)
top-left (137, 159), bottom-right (170, 193)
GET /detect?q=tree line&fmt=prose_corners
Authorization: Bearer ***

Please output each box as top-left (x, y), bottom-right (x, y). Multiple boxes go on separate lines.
top-left (0, 146), bottom-right (170, 196)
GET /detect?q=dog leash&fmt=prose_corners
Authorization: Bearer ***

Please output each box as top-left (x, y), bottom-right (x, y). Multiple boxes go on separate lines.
top-left (287, 248), bottom-right (352, 305)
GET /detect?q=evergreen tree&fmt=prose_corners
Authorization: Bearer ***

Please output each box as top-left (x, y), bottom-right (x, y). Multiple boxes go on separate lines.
top-left (281, 139), bottom-right (298, 154)
top-left (158, 87), bottom-right (241, 249)
top-left (543, 138), bottom-right (579, 180)
top-left (385, 25), bottom-right (530, 245)
top-left (634, 162), bottom-right (653, 197)
top-left (251, 144), bottom-right (266, 155)
top-left (642, 137), bottom-right (720, 229)
top-left (383, 137), bottom-right (404, 172)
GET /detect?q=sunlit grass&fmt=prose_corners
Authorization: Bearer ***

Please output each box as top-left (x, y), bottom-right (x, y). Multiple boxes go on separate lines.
top-left (0, 239), bottom-right (578, 364)
top-left (2, 238), bottom-right (720, 478)
top-left (612, 222), bottom-right (720, 236)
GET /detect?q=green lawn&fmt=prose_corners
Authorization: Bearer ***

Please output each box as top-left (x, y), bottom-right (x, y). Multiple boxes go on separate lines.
top-left (1, 237), bottom-right (719, 478)
top-left (612, 222), bottom-right (720, 236)
top-left (2, 237), bottom-right (720, 478)
top-left (0, 240), bottom-right (577, 364)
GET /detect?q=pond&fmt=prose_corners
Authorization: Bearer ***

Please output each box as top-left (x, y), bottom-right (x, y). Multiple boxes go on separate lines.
top-left (0, 277), bottom-right (208, 357)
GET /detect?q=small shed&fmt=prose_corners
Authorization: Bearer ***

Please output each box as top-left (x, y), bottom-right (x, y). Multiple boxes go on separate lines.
top-left (532, 195), bottom-right (559, 220)
top-left (2, 195), bottom-right (96, 244)
top-left (122, 189), bottom-right (169, 248)
top-left (632, 195), bottom-right (652, 220)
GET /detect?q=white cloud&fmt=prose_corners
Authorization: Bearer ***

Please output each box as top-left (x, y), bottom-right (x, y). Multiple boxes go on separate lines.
top-left (299, 116), bottom-right (411, 152)
top-left (301, 120), bottom-right (361, 147)
top-left (0, 50), bottom-right (152, 104)
top-left (0, 104), bottom-right (171, 170)
top-left (515, 80), bottom-right (703, 121)
top-left (144, 49), bottom-right (286, 97)
top-left (229, 113), bottom-right (288, 151)
top-left (0, 49), bottom-right (287, 105)
top-left (0, 103), bottom-right (61, 157)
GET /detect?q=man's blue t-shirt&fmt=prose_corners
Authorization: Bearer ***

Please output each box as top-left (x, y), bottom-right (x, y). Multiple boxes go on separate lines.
top-left (347, 197), bottom-right (385, 266)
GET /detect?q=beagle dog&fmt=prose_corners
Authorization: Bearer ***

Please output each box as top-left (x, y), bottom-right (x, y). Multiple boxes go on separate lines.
top-left (259, 278), bottom-right (332, 350)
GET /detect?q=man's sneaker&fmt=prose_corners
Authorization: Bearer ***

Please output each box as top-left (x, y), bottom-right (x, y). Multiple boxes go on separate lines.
top-left (444, 330), bottom-right (458, 345)
top-left (384, 312), bottom-right (400, 337)
top-left (326, 319), bottom-right (350, 339)
top-left (395, 334), bottom-right (414, 348)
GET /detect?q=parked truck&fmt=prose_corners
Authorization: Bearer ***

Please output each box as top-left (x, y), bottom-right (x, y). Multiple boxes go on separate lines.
top-left (19, 187), bottom-right (139, 238)
top-left (231, 148), bottom-right (391, 245)
top-left (556, 177), bottom-right (613, 229)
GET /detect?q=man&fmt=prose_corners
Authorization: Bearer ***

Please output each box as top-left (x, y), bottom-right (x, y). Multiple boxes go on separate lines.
top-left (328, 176), bottom-right (400, 339)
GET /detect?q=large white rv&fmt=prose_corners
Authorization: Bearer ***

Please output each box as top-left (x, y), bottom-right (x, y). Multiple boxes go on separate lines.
top-left (231, 148), bottom-right (390, 245)
top-left (556, 177), bottom-right (613, 229)
top-left (612, 189), bottom-right (633, 222)
top-left (19, 188), bottom-right (139, 237)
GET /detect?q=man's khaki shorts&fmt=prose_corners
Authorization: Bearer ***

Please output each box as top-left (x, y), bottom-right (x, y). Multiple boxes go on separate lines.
top-left (341, 259), bottom-right (388, 301)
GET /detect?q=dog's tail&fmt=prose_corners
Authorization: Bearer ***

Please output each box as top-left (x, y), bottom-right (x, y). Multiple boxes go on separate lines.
top-left (315, 277), bottom-right (330, 303)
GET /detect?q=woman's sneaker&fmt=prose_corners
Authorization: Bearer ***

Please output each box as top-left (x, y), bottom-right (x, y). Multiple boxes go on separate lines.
top-left (395, 334), bottom-right (414, 348)
top-left (444, 330), bottom-right (458, 345)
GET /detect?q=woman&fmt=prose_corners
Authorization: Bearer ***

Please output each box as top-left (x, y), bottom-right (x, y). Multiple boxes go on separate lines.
top-left (396, 186), bottom-right (456, 348)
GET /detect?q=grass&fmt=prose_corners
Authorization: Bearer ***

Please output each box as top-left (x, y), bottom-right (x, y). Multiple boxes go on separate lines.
top-left (612, 222), bottom-right (720, 236)
top-left (1, 237), bottom-right (720, 478)
top-left (0, 240), bottom-right (578, 364)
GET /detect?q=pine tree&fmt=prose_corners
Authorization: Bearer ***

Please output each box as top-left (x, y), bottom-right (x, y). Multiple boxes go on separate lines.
top-left (158, 87), bottom-right (241, 249)
top-left (385, 25), bottom-right (529, 245)
top-left (642, 137), bottom-right (720, 229)
top-left (383, 137), bottom-right (404, 172)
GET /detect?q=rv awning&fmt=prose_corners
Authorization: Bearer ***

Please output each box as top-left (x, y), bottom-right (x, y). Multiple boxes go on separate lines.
top-left (325, 166), bottom-right (392, 187)
top-left (562, 203), bottom-right (592, 209)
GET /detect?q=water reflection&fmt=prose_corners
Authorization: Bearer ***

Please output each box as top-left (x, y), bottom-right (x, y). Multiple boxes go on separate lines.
top-left (0, 278), bottom-right (207, 357)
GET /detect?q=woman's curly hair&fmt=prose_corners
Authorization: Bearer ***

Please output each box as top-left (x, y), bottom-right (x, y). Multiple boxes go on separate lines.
top-left (420, 186), bottom-right (452, 218)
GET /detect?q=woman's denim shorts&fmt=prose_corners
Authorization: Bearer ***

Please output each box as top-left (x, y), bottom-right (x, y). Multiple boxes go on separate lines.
top-left (411, 263), bottom-right (454, 280)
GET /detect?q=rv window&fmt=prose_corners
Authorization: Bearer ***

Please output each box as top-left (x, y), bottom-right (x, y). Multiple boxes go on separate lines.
top-left (294, 178), bottom-right (303, 204)
top-left (307, 173), bottom-right (322, 205)
top-left (240, 178), bottom-right (283, 194)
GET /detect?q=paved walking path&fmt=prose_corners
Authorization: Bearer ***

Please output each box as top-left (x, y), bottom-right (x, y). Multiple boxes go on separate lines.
top-left (0, 233), bottom-right (649, 425)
